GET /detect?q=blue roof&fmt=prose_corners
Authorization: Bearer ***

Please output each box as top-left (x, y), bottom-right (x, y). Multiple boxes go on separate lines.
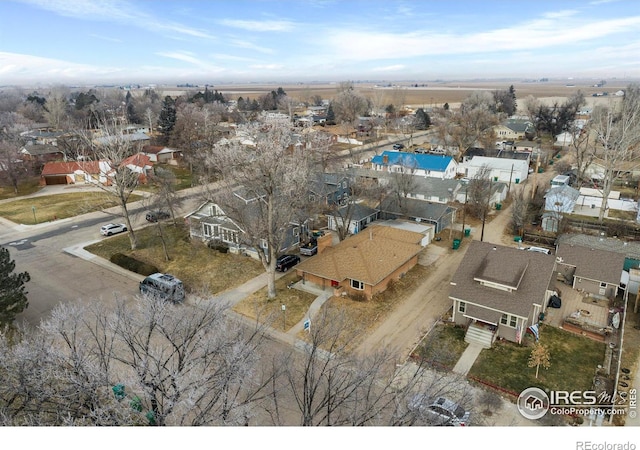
top-left (372, 151), bottom-right (453, 172)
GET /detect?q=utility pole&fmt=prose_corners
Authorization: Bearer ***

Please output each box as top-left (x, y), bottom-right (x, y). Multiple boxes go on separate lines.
top-left (507, 163), bottom-right (514, 195)
top-left (480, 178), bottom-right (493, 242)
top-left (460, 180), bottom-right (468, 240)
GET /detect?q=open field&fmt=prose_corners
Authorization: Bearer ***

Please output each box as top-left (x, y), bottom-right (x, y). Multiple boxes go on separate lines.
top-left (156, 78), bottom-right (632, 111)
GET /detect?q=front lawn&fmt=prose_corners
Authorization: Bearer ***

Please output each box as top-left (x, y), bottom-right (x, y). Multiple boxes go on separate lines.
top-left (468, 325), bottom-right (606, 396)
top-left (0, 177), bottom-right (42, 199)
top-left (85, 223), bottom-right (265, 295)
top-left (234, 272), bottom-right (317, 332)
top-left (412, 322), bottom-right (468, 370)
top-left (0, 192), bottom-right (143, 224)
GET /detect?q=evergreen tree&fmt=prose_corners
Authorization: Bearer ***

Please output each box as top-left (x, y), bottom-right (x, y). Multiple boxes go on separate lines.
top-left (0, 246), bottom-right (30, 327)
top-left (125, 91), bottom-right (139, 124)
top-left (414, 108), bottom-right (430, 130)
top-left (326, 103), bottom-right (336, 125)
top-left (158, 96), bottom-right (177, 144)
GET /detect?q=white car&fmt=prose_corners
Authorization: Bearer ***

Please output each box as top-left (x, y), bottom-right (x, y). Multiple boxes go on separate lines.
top-left (100, 223), bottom-right (127, 236)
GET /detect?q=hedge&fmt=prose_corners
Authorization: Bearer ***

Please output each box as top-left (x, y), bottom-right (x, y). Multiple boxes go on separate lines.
top-left (110, 253), bottom-right (159, 276)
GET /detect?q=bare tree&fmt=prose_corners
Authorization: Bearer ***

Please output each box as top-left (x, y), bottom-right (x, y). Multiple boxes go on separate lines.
top-left (510, 188), bottom-right (529, 236)
top-left (0, 112), bottom-right (31, 194)
top-left (203, 121), bottom-right (314, 299)
top-left (589, 84), bottom-right (640, 222)
top-left (80, 119), bottom-right (142, 250)
top-left (0, 295), bottom-right (273, 426)
top-left (43, 87), bottom-right (70, 130)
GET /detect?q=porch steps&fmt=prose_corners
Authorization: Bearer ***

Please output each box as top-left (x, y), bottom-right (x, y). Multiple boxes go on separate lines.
top-left (464, 324), bottom-right (494, 349)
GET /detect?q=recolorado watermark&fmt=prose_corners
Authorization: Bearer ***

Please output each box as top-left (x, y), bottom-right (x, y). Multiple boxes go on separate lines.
top-left (517, 386), bottom-right (636, 420)
top-left (576, 442), bottom-right (636, 450)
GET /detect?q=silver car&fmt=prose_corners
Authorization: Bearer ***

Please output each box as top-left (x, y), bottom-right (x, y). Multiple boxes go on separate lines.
top-left (100, 223), bottom-right (127, 236)
top-left (408, 395), bottom-right (471, 426)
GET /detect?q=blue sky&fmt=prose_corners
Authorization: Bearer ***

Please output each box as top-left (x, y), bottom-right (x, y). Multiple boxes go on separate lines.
top-left (1, 0), bottom-right (639, 85)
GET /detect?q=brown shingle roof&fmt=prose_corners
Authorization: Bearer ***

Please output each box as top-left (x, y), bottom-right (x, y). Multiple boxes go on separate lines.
top-left (41, 161), bottom-right (100, 176)
top-left (449, 241), bottom-right (556, 318)
top-left (295, 225), bottom-right (423, 286)
top-left (556, 242), bottom-right (626, 285)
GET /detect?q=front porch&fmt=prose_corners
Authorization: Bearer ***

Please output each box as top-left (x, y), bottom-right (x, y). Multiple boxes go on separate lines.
top-left (463, 321), bottom-right (496, 349)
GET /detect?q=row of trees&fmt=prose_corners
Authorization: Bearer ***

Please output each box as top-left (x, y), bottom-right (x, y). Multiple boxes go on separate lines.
top-left (0, 295), bottom-right (473, 426)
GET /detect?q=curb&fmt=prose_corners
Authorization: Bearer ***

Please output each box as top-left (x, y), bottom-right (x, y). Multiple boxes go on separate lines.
top-left (63, 241), bottom-right (146, 283)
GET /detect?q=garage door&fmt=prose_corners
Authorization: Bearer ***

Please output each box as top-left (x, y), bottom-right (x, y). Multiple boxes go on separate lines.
top-left (44, 175), bottom-right (69, 185)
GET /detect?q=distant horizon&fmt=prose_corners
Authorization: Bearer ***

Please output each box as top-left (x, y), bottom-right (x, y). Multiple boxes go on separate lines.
top-left (3, 76), bottom-right (640, 92)
top-left (2, 0), bottom-right (640, 86)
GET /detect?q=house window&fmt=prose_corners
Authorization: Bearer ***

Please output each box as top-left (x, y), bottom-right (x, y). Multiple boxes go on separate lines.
top-left (458, 301), bottom-right (466, 314)
top-left (293, 227), bottom-right (300, 237)
top-left (351, 279), bottom-right (364, 290)
top-left (221, 228), bottom-right (238, 244)
top-left (501, 314), bottom-right (518, 328)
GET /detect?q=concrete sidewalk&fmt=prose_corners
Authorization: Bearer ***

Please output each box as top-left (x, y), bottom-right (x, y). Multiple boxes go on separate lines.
top-left (452, 343), bottom-right (484, 376)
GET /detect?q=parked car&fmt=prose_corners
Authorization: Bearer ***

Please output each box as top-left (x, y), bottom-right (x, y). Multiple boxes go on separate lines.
top-left (139, 272), bottom-right (185, 303)
top-left (275, 254), bottom-right (301, 272)
top-left (408, 395), bottom-right (471, 426)
top-left (100, 223), bottom-right (127, 236)
top-left (146, 210), bottom-right (170, 222)
top-left (393, 143), bottom-right (405, 150)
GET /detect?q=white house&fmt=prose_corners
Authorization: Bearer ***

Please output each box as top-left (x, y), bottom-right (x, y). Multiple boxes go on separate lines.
top-left (459, 156), bottom-right (529, 184)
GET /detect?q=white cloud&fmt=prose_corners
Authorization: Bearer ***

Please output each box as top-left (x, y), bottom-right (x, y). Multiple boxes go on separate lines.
top-left (16, 0), bottom-right (217, 40)
top-left (229, 39), bottom-right (275, 55)
top-left (218, 19), bottom-right (296, 32)
top-left (248, 64), bottom-right (284, 70)
top-left (371, 65), bottom-right (405, 72)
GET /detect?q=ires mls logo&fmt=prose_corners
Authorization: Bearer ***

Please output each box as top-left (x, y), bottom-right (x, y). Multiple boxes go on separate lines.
top-left (517, 387), bottom-right (550, 420)
top-left (517, 386), bottom-right (629, 420)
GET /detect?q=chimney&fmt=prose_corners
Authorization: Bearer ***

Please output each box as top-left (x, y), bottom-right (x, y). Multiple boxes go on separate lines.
top-left (383, 154), bottom-right (389, 164)
top-left (317, 232), bottom-right (333, 255)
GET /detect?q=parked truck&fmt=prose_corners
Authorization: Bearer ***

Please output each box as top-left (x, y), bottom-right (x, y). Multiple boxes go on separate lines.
top-left (299, 240), bottom-right (318, 256)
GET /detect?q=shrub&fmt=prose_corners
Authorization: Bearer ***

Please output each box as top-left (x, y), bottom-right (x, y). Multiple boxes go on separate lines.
top-left (110, 253), bottom-right (159, 276)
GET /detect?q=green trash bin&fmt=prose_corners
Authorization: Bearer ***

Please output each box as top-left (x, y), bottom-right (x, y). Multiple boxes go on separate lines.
top-left (515, 178), bottom-right (520, 184)
top-left (495, 203), bottom-right (502, 210)
top-left (514, 236), bottom-right (522, 242)
top-left (538, 167), bottom-right (544, 173)
top-left (452, 239), bottom-right (461, 250)
top-left (464, 228), bottom-right (471, 237)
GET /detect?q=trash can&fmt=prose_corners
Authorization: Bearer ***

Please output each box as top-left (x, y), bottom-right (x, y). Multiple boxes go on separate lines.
top-left (495, 203), bottom-right (502, 210)
top-left (538, 167), bottom-right (544, 173)
top-left (515, 178), bottom-right (520, 184)
top-left (494, 176), bottom-right (498, 182)
top-left (514, 236), bottom-right (522, 242)
top-left (464, 228), bottom-right (471, 237)
top-left (452, 239), bottom-right (461, 250)
top-left (549, 160), bottom-right (554, 165)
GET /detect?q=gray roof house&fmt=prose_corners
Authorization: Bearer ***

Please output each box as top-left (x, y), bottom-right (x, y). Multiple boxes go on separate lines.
top-left (309, 173), bottom-right (351, 206)
top-left (450, 241), bottom-right (557, 347)
top-left (377, 196), bottom-right (456, 234)
top-left (327, 203), bottom-right (379, 235)
top-left (185, 192), bottom-right (306, 260)
top-left (555, 236), bottom-right (627, 300)
top-left (542, 185), bottom-right (581, 232)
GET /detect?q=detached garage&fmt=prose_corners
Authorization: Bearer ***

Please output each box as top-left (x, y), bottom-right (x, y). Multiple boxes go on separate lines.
top-left (40, 161), bottom-right (104, 186)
